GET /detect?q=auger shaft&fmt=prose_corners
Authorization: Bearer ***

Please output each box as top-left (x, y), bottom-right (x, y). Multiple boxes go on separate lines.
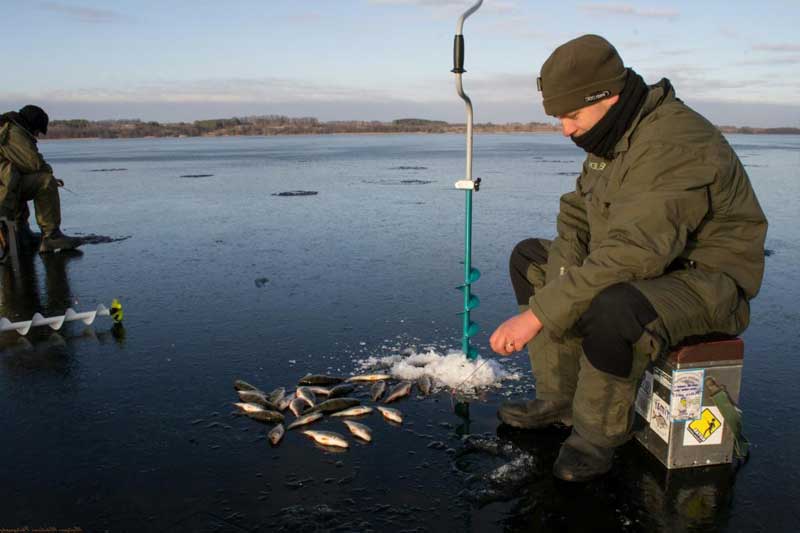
top-left (452, 0), bottom-right (483, 360)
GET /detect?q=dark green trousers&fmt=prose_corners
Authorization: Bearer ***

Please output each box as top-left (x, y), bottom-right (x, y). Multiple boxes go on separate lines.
top-left (0, 170), bottom-right (61, 234)
top-left (511, 238), bottom-right (749, 448)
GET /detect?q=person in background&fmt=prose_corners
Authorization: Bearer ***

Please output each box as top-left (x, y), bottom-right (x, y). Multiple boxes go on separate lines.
top-left (0, 105), bottom-right (81, 253)
top-left (490, 35), bottom-right (767, 482)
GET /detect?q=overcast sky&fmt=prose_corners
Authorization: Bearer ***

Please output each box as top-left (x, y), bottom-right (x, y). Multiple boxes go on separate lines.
top-left (3, 0), bottom-right (799, 127)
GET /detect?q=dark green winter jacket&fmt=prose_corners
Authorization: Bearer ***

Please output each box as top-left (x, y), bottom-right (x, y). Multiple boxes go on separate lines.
top-left (0, 115), bottom-right (53, 215)
top-left (529, 79), bottom-right (768, 338)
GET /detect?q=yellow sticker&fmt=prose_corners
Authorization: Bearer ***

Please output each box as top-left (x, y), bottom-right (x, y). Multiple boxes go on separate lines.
top-left (687, 408), bottom-right (722, 444)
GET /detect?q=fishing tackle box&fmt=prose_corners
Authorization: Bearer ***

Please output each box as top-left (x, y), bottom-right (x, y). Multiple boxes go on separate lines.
top-left (633, 337), bottom-right (744, 469)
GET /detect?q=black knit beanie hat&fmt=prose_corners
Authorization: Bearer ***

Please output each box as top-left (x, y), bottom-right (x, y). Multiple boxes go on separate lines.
top-left (19, 105), bottom-right (49, 135)
top-left (538, 35), bottom-right (627, 116)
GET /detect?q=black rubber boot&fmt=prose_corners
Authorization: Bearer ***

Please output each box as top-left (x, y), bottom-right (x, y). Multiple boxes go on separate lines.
top-left (497, 399), bottom-right (572, 429)
top-left (552, 430), bottom-right (614, 482)
top-left (15, 220), bottom-right (40, 252)
top-left (39, 229), bottom-right (82, 253)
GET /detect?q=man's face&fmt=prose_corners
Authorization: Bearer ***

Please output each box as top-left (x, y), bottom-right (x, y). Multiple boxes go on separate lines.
top-left (556, 94), bottom-right (619, 138)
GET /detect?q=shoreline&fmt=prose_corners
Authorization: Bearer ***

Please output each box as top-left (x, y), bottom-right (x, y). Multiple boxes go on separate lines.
top-left (40, 130), bottom-right (564, 142)
top-left (45, 116), bottom-right (799, 141)
top-left (40, 128), bottom-right (800, 142)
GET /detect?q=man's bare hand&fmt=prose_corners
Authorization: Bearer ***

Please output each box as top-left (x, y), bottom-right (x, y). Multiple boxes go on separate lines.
top-left (489, 309), bottom-right (543, 356)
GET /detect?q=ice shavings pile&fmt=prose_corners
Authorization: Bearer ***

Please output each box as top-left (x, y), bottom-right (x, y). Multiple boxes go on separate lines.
top-left (356, 348), bottom-right (520, 392)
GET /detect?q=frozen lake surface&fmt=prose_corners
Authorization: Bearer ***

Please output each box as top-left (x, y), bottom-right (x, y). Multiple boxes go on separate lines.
top-left (1, 133), bottom-right (798, 531)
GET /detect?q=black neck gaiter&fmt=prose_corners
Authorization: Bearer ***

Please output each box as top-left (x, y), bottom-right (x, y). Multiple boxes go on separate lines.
top-left (571, 69), bottom-right (648, 160)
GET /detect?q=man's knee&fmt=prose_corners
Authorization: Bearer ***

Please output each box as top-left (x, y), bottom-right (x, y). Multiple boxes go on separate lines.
top-left (19, 171), bottom-right (58, 201)
top-left (509, 238), bottom-right (549, 305)
top-left (577, 283), bottom-right (658, 378)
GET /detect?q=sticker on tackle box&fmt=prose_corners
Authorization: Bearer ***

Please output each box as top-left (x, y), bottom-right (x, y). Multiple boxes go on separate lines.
top-left (649, 394), bottom-right (671, 443)
top-left (653, 367), bottom-right (672, 388)
top-left (635, 370), bottom-right (654, 421)
top-left (683, 406), bottom-right (725, 446)
top-left (670, 369), bottom-right (704, 421)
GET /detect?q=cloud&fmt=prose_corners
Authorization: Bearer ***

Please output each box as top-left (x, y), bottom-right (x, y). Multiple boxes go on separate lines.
top-left (736, 55), bottom-right (800, 66)
top-left (752, 43), bottom-right (800, 52)
top-left (482, 18), bottom-right (554, 40)
top-left (285, 11), bottom-right (323, 23)
top-left (39, 2), bottom-right (127, 23)
top-left (369, 0), bottom-right (466, 5)
top-left (660, 48), bottom-right (697, 56)
top-left (1, 77), bottom-right (405, 105)
top-left (368, 0), bottom-right (518, 16)
top-left (579, 3), bottom-right (679, 19)
top-left (718, 27), bottom-right (743, 40)
top-left (3, 72), bottom-right (798, 127)
top-left (0, 70), bottom-right (542, 112)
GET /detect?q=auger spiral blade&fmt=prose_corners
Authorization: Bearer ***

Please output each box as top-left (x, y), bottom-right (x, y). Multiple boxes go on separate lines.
top-left (0, 299), bottom-right (123, 336)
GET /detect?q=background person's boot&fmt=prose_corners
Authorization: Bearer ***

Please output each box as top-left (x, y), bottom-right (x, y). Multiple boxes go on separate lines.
top-left (15, 220), bottom-right (40, 251)
top-left (39, 228), bottom-right (81, 253)
top-left (552, 429), bottom-right (614, 482)
top-left (497, 398), bottom-right (572, 429)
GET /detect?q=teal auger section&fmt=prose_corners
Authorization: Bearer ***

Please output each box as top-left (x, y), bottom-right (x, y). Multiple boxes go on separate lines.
top-left (461, 188), bottom-right (479, 359)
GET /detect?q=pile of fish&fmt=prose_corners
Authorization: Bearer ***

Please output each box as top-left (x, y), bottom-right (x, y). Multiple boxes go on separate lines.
top-left (232, 372), bottom-right (436, 450)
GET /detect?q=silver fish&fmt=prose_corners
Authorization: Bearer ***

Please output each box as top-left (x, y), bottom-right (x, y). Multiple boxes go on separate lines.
top-left (238, 390), bottom-right (278, 410)
top-left (276, 395), bottom-right (294, 412)
top-left (307, 397), bottom-right (360, 414)
top-left (246, 409), bottom-right (284, 424)
top-left (296, 387), bottom-right (317, 406)
top-left (233, 402), bottom-right (265, 414)
top-left (302, 430), bottom-right (349, 448)
top-left (376, 406), bottom-right (403, 424)
top-left (417, 375), bottom-right (433, 396)
top-left (298, 374), bottom-right (344, 386)
top-left (287, 411), bottom-right (324, 430)
top-left (370, 381), bottom-right (386, 402)
top-left (384, 381), bottom-right (412, 403)
top-left (348, 373), bottom-right (392, 383)
top-left (289, 397), bottom-right (311, 417)
top-left (268, 424), bottom-right (285, 446)
top-left (342, 420), bottom-right (372, 442)
top-left (330, 406), bottom-right (373, 417)
top-left (328, 383), bottom-right (355, 398)
top-left (233, 379), bottom-right (261, 392)
top-left (306, 386), bottom-right (331, 396)
top-left (268, 387), bottom-right (286, 404)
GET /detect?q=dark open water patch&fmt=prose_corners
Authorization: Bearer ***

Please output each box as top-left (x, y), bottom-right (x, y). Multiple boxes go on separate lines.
top-left (391, 166), bottom-right (428, 170)
top-left (179, 173), bottom-right (215, 178)
top-left (272, 190), bottom-right (318, 197)
top-left (362, 179), bottom-right (434, 185)
top-left (89, 168), bottom-right (127, 172)
top-left (74, 233), bottom-right (132, 245)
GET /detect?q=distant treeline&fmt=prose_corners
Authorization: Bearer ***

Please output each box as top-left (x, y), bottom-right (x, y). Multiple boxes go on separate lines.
top-left (45, 116), bottom-right (559, 139)
top-left (45, 116), bottom-right (799, 139)
top-left (717, 126), bottom-right (800, 135)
